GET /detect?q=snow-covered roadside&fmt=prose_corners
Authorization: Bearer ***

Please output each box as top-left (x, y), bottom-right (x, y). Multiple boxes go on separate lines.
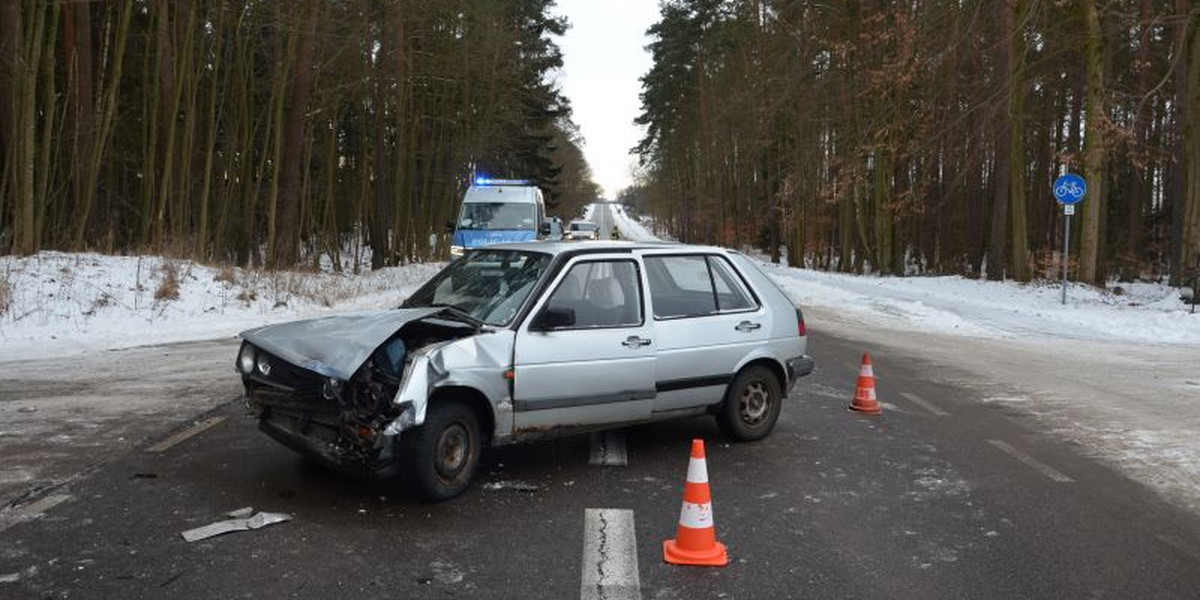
top-left (604, 202), bottom-right (1200, 515)
top-left (604, 202), bottom-right (1200, 346)
top-left (0, 252), bottom-right (443, 361)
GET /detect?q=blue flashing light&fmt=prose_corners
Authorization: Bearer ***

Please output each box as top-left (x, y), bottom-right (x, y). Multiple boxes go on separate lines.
top-left (473, 177), bottom-right (531, 187)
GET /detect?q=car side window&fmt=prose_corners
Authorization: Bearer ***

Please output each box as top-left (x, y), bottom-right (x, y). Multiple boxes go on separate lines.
top-left (645, 256), bottom-right (717, 318)
top-left (707, 256), bottom-right (756, 311)
top-left (545, 260), bottom-right (643, 328)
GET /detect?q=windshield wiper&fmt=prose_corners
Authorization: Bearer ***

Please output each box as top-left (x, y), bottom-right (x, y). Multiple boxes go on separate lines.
top-left (424, 303), bottom-right (486, 330)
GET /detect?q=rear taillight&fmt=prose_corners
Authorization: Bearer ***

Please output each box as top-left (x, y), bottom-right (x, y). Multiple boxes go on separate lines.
top-left (796, 308), bottom-right (807, 336)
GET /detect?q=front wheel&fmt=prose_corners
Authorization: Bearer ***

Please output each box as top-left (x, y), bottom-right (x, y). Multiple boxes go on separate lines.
top-left (399, 399), bottom-right (482, 501)
top-left (716, 365), bottom-right (783, 442)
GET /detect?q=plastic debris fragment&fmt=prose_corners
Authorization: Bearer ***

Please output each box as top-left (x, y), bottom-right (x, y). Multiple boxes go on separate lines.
top-left (180, 511), bottom-right (291, 543)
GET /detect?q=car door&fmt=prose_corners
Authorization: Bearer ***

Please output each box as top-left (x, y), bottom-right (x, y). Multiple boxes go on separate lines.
top-left (643, 252), bottom-right (771, 413)
top-left (512, 256), bottom-right (656, 434)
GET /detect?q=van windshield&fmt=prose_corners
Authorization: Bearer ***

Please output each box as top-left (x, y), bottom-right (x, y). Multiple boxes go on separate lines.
top-left (457, 202), bottom-right (537, 231)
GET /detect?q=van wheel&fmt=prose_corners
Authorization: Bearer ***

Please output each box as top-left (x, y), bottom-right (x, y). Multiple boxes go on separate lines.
top-left (400, 399), bottom-right (481, 501)
top-left (717, 366), bottom-right (782, 442)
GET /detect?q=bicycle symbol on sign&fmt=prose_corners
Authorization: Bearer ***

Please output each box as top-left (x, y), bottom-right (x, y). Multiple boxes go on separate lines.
top-left (1055, 181), bottom-right (1083, 199)
top-left (1053, 174), bottom-right (1086, 204)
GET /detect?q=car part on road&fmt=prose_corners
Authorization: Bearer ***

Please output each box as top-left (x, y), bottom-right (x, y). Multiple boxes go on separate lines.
top-left (180, 510), bottom-right (292, 542)
top-left (663, 439), bottom-right (728, 567)
top-left (848, 352), bottom-right (882, 415)
top-left (717, 365), bottom-right (783, 441)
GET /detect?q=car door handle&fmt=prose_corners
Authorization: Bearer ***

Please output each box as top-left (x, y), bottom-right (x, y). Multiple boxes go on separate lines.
top-left (622, 336), bottom-right (652, 348)
top-left (735, 321), bottom-right (762, 332)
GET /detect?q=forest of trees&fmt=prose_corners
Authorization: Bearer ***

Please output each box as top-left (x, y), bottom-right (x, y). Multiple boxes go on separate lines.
top-left (0, 0), bottom-right (601, 270)
top-left (632, 0), bottom-right (1200, 285)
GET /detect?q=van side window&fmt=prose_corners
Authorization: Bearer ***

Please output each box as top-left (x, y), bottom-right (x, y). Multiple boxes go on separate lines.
top-left (645, 256), bottom-right (717, 318)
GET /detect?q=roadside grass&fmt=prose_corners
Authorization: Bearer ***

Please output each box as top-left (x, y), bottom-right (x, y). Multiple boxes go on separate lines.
top-left (0, 266), bottom-right (11, 317)
top-left (155, 261), bottom-right (182, 301)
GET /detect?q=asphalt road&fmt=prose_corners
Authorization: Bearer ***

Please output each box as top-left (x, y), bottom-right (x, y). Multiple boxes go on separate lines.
top-left (3, 324), bottom-right (1200, 598)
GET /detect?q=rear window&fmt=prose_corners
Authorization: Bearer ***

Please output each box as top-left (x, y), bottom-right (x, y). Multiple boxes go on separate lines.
top-left (644, 254), bottom-right (758, 319)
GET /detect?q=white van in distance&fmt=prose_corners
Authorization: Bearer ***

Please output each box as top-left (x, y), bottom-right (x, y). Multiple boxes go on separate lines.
top-left (448, 178), bottom-right (547, 257)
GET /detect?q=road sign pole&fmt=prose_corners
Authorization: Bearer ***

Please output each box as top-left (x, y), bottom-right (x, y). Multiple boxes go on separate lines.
top-left (1061, 211), bottom-right (1070, 305)
top-left (1052, 173), bottom-right (1085, 305)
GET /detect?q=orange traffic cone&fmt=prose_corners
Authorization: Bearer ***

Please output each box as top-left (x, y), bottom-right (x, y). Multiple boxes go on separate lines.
top-left (663, 439), bottom-right (729, 567)
top-left (848, 352), bottom-right (882, 415)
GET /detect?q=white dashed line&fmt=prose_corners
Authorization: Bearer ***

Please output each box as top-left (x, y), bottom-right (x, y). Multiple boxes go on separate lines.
top-left (589, 431), bottom-right (628, 466)
top-left (581, 508), bottom-right (641, 600)
top-left (900, 392), bottom-right (950, 416)
top-left (987, 439), bottom-right (1073, 483)
top-left (146, 416), bottom-right (227, 452)
top-left (0, 494), bottom-right (72, 533)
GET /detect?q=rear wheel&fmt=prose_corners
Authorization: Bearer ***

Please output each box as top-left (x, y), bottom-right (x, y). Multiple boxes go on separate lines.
top-left (717, 365), bottom-right (782, 442)
top-left (400, 399), bottom-right (482, 501)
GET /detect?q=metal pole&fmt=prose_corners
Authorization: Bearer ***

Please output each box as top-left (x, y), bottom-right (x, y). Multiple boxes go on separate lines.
top-left (1061, 211), bottom-right (1071, 305)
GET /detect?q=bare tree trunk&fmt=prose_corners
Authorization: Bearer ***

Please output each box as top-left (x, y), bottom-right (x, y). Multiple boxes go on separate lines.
top-left (1125, 0), bottom-right (1153, 270)
top-left (1079, 0), bottom-right (1107, 285)
top-left (273, 0), bottom-right (319, 268)
top-left (1008, 0), bottom-right (1030, 281)
top-left (1181, 4), bottom-right (1200, 273)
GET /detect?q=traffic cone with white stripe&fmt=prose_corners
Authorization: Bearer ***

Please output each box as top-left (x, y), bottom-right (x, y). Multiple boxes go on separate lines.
top-left (848, 352), bottom-right (882, 415)
top-left (663, 439), bottom-right (728, 567)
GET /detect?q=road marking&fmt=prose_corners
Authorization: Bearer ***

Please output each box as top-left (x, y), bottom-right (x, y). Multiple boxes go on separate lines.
top-left (987, 439), bottom-right (1073, 483)
top-left (147, 416), bottom-right (227, 452)
top-left (900, 392), bottom-right (950, 416)
top-left (589, 431), bottom-right (628, 466)
top-left (1157, 534), bottom-right (1200, 564)
top-left (581, 508), bottom-right (641, 600)
top-left (0, 493), bottom-right (72, 533)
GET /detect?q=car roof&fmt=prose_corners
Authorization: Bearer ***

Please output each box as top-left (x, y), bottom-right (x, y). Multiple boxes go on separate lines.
top-left (474, 240), bottom-right (732, 257)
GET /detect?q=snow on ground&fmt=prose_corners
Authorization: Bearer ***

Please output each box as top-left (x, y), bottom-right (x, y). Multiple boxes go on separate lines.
top-left (603, 202), bottom-right (1200, 347)
top-left (0, 252), bottom-right (443, 361)
top-left (605, 202), bottom-right (1200, 515)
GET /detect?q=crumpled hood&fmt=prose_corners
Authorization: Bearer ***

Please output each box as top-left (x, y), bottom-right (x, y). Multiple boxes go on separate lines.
top-left (240, 308), bottom-right (442, 380)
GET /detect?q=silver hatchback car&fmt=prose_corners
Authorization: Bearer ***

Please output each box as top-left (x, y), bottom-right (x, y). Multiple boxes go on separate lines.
top-left (237, 242), bottom-right (814, 500)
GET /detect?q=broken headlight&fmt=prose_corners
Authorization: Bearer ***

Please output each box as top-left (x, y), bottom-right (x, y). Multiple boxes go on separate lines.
top-left (237, 344), bottom-right (256, 374)
top-left (256, 354), bottom-right (273, 376)
top-left (322, 378), bottom-right (343, 400)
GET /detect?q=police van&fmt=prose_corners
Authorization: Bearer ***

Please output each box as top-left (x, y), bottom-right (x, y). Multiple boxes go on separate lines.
top-left (448, 178), bottom-right (548, 257)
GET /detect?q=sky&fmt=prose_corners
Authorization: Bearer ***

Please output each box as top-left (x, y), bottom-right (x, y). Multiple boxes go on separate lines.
top-left (553, 0), bottom-right (662, 200)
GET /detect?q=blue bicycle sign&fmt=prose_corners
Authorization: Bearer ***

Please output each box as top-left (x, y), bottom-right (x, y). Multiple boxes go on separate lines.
top-left (1053, 174), bottom-right (1086, 205)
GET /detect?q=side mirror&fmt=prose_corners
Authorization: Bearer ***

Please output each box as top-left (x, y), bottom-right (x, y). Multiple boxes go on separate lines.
top-left (531, 306), bottom-right (575, 331)
top-left (445, 220), bottom-right (456, 232)
top-left (539, 221), bottom-right (552, 236)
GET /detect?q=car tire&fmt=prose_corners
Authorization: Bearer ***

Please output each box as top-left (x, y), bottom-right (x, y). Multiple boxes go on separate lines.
top-left (717, 365), bottom-right (782, 442)
top-left (399, 399), bottom-right (482, 501)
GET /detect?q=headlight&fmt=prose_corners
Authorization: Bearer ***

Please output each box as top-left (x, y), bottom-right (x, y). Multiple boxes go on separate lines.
top-left (322, 378), bottom-right (343, 400)
top-left (237, 344), bottom-right (256, 374)
top-left (450, 245), bottom-right (465, 257)
top-left (256, 354), bottom-right (273, 376)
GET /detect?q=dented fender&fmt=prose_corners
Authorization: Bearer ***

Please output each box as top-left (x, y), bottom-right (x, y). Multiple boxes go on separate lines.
top-left (384, 331), bottom-right (516, 440)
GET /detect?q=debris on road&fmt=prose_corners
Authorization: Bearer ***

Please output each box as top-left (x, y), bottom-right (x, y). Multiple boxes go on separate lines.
top-left (481, 480), bottom-right (539, 493)
top-left (180, 510), bottom-right (291, 542)
top-left (224, 506), bottom-right (254, 519)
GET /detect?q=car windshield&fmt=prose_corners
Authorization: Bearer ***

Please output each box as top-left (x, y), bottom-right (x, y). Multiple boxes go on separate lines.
top-left (403, 250), bottom-right (553, 326)
top-left (570, 222), bottom-right (598, 232)
top-left (457, 202), bottom-right (537, 231)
